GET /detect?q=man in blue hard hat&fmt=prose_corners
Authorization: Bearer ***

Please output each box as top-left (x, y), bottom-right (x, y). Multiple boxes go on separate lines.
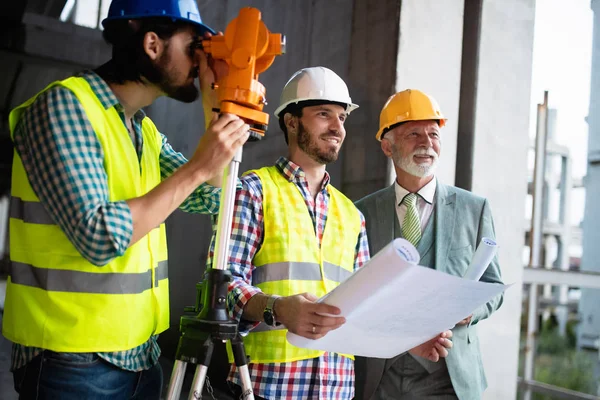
top-left (3, 0), bottom-right (249, 399)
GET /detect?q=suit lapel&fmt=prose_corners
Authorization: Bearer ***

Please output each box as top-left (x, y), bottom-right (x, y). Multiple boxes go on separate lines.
top-left (375, 185), bottom-right (396, 253)
top-left (434, 182), bottom-right (457, 273)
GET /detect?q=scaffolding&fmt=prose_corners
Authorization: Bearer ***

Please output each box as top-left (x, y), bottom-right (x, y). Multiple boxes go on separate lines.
top-left (521, 92), bottom-right (600, 400)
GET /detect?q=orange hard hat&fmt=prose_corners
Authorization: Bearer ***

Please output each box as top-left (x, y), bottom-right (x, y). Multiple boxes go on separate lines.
top-left (376, 89), bottom-right (447, 141)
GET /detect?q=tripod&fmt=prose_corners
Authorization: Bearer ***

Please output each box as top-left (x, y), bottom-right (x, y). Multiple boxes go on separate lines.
top-left (166, 143), bottom-right (256, 400)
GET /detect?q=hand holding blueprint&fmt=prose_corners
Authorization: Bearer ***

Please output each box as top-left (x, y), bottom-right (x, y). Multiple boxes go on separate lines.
top-left (287, 238), bottom-right (507, 358)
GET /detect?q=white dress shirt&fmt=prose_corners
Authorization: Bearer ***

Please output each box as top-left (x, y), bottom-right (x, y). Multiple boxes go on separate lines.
top-left (394, 178), bottom-right (437, 232)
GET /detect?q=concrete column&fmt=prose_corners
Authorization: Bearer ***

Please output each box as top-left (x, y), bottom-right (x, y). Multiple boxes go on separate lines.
top-left (579, 0), bottom-right (600, 359)
top-left (394, 0), bottom-right (464, 187)
top-left (472, 1), bottom-right (536, 398)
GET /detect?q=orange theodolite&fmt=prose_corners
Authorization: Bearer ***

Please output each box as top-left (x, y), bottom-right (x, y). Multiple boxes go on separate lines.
top-left (201, 7), bottom-right (285, 140)
top-left (166, 9), bottom-right (285, 400)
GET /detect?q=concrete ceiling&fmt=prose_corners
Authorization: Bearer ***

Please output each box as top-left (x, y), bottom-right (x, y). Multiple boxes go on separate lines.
top-left (25, 0), bottom-right (69, 18)
top-left (0, 1), bottom-right (110, 137)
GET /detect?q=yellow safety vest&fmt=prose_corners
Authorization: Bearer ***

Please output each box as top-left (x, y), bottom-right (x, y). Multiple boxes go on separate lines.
top-left (231, 165), bottom-right (361, 364)
top-left (3, 76), bottom-right (170, 352)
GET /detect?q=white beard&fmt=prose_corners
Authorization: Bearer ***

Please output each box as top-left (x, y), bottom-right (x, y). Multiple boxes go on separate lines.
top-left (394, 147), bottom-right (439, 178)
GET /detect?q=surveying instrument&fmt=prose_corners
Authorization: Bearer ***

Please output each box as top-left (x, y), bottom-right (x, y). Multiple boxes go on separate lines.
top-left (166, 7), bottom-right (285, 400)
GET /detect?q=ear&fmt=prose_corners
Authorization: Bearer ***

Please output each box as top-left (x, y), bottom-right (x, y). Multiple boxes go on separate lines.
top-left (143, 31), bottom-right (164, 61)
top-left (381, 138), bottom-right (393, 158)
top-left (284, 113), bottom-right (299, 136)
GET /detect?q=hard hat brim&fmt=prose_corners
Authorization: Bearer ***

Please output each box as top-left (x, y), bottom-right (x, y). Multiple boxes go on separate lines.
top-left (275, 99), bottom-right (359, 118)
top-left (376, 117), bottom-right (447, 141)
top-left (102, 16), bottom-right (217, 35)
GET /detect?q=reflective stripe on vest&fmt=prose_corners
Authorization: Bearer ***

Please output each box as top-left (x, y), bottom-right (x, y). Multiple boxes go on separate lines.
top-left (10, 196), bottom-right (54, 225)
top-left (252, 261), bottom-right (352, 285)
top-left (10, 260), bottom-right (168, 294)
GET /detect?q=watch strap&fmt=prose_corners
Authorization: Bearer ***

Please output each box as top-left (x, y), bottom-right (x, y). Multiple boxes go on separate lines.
top-left (264, 295), bottom-right (281, 326)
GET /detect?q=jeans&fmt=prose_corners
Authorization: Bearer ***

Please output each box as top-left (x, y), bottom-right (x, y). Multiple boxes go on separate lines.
top-left (13, 351), bottom-right (163, 400)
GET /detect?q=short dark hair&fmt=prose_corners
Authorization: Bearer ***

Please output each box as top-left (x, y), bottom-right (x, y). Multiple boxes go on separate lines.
top-left (277, 100), bottom-right (348, 145)
top-left (99, 17), bottom-right (194, 84)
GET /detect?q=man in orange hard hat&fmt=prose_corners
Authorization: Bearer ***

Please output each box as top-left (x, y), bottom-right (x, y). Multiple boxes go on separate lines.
top-left (354, 89), bottom-right (504, 400)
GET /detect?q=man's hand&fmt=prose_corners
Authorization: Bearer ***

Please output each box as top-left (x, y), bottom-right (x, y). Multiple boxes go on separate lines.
top-left (275, 293), bottom-right (346, 340)
top-left (188, 113), bottom-right (249, 182)
top-left (456, 314), bottom-right (472, 326)
top-left (408, 330), bottom-right (453, 362)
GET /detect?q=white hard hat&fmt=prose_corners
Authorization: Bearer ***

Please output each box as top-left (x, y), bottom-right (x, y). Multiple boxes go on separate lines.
top-left (274, 66), bottom-right (359, 118)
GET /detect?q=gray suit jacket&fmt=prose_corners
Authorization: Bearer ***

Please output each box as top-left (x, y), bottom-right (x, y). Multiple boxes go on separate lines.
top-left (354, 182), bottom-right (503, 400)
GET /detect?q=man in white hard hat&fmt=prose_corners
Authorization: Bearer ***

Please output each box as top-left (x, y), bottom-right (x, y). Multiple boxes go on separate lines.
top-left (207, 68), bottom-right (453, 399)
top-left (354, 89), bottom-right (504, 400)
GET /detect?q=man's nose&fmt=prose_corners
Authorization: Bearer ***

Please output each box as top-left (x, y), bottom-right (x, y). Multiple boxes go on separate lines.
top-left (330, 118), bottom-right (345, 135)
top-left (417, 132), bottom-right (432, 146)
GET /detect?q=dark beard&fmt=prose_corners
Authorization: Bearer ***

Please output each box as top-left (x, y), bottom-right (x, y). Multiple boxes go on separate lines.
top-left (142, 48), bottom-right (199, 103)
top-left (296, 121), bottom-right (339, 165)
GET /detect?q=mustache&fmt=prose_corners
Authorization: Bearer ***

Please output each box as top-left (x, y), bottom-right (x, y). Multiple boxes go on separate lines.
top-left (411, 148), bottom-right (438, 158)
top-left (320, 131), bottom-right (343, 140)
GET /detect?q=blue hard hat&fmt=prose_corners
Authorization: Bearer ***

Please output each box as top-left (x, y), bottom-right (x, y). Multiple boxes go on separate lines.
top-left (102, 0), bottom-right (216, 35)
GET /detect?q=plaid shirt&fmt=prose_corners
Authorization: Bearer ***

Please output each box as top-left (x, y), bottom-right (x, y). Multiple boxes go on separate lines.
top-left (10, 70), bottom-right (220, 372)
top-left (207, 157), bottom-right (370, 399)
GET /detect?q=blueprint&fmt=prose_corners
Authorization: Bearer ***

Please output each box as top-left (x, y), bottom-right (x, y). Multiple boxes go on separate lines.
top-left (286, 238), bottom-right (508, 358)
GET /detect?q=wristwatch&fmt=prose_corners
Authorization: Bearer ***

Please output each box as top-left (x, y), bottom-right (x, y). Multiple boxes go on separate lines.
top-left (263, 295), bottom-right (282, 327)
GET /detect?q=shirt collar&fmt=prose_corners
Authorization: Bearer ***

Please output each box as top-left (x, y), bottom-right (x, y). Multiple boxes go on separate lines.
top-left (394, 177), bottom-right (437, 205)
top-left (275, 156), bottom-right (331, 190)
top-left (79, 70), bottom-right (146, 123)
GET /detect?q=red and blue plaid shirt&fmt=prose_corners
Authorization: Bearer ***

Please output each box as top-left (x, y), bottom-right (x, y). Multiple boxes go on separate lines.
top-left (207, 157), bottom-right (370, 399)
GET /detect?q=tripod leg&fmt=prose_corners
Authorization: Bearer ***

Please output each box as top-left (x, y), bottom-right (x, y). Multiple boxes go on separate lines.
top-left (166, 360), bottom-right (188, 400)
top-left (231, 334), bottom-right (255, 400)
top-left (189, 365), bottom-right (209, 400)
top-left (188, 337), bottom-right (215, 400)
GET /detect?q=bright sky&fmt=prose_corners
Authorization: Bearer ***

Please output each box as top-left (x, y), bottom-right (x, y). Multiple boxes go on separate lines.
top-left (529, 0), bottom-right (593, 179)
top-left (528, 0), bottom-right (593, 230)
